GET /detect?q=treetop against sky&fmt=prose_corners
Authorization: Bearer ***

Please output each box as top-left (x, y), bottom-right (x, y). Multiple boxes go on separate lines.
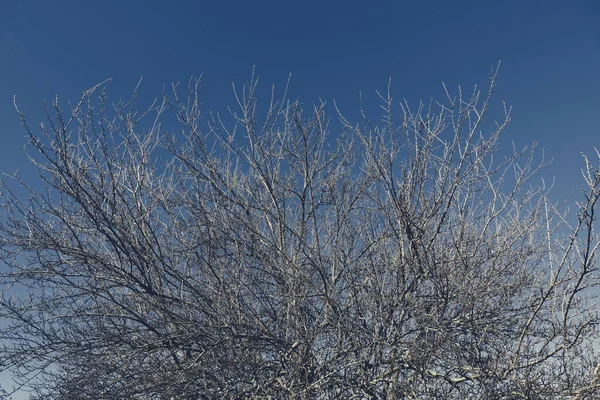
top-left (0, 1), bottom-right (599, 398)
top-left (0, 0), bottom-right (598, 193)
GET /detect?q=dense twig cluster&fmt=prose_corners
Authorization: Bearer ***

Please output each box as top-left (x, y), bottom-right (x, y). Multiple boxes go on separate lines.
top-left (1, 69), bottom-right (599, 399)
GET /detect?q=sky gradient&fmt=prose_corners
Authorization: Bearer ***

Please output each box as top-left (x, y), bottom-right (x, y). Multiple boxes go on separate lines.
top-left (0, 1), bottom-right (599, 396)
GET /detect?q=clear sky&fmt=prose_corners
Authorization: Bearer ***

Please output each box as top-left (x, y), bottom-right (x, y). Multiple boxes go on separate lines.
top-left (0, 0), bottom-right (599, 395)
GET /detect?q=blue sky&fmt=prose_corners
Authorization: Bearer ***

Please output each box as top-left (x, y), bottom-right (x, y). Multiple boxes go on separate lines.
top-left (0, 1), bottom-right (599, 397)
top-left (0, 0), bottom-right (599, 198)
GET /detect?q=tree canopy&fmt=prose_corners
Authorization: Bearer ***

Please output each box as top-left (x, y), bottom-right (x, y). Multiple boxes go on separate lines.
top-left (1, 69), bottom-right (600, 399)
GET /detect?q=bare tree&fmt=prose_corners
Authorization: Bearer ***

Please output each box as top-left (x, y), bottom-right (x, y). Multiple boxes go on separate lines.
top-left (1, 67), bottom-right (599, 399)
